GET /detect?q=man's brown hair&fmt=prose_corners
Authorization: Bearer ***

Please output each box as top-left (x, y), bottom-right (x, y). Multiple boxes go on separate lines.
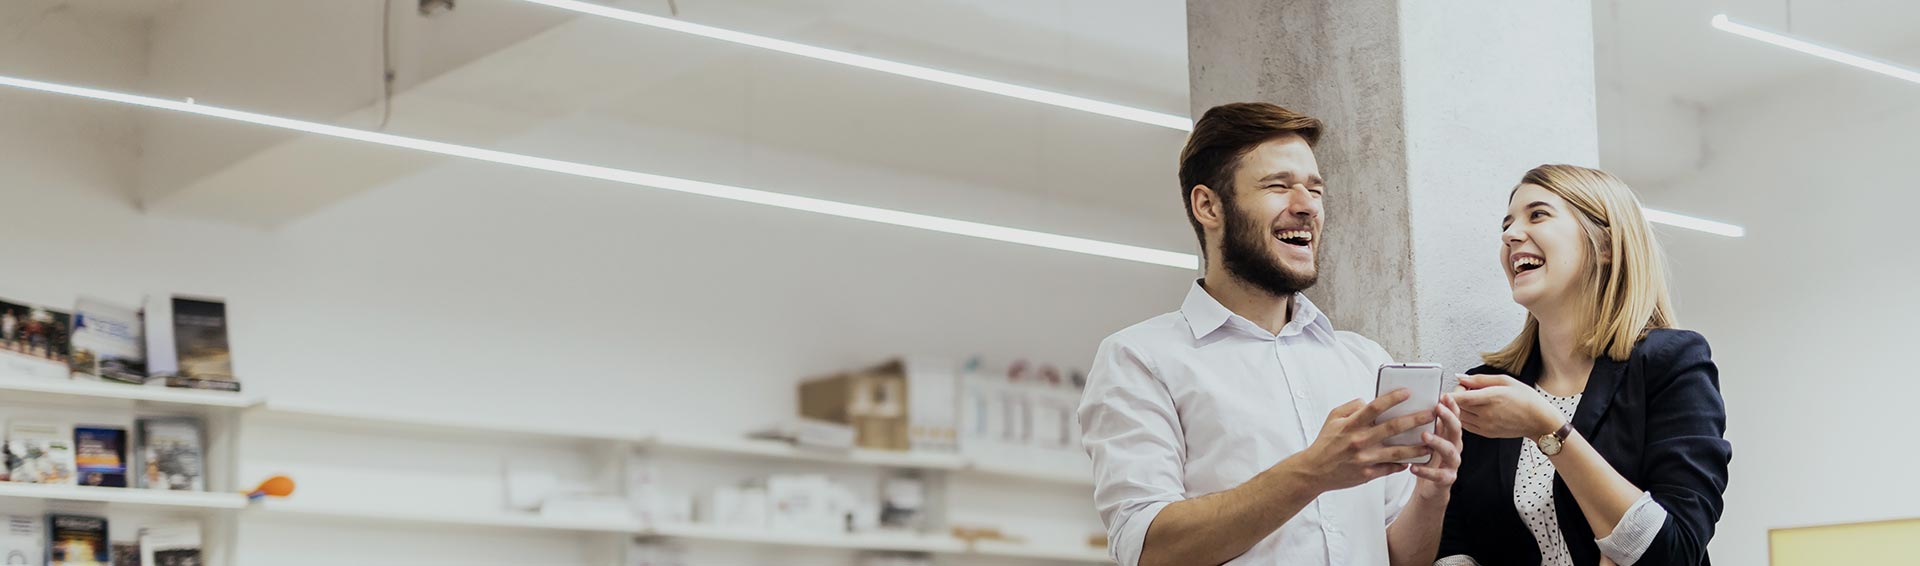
top-left (1176, 102), bottom-right (1324, 254)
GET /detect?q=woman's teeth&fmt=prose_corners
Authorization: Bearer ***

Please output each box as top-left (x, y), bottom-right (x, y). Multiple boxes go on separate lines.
top-left (1512, 256), bottom-right (1544, 272)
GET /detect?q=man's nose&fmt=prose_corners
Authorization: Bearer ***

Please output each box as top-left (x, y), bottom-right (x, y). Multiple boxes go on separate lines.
top-left (1285, 184), bottom-right (1319, 217)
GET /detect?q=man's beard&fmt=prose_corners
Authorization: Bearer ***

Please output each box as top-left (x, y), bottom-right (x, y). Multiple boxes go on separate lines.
top-left (1218, 197), bottom-right (1318, 297)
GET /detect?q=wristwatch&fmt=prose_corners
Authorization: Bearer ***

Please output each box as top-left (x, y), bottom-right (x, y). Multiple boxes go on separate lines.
top-left (1537, 421), bottom-right (1573, 456)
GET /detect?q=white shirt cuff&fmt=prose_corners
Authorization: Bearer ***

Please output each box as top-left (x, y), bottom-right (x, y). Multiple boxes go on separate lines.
top-left (1594, 492), bottom-right (1667, 566)
top-left (1111, 500), bottom-right (1173, 566)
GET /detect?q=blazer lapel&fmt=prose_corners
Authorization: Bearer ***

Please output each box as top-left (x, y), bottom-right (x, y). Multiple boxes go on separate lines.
top-left (1572, 356), bottom-right (1626, 436)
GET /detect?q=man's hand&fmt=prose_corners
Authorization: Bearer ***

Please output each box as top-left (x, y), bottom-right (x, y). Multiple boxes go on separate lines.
top-left (1284, 389), bottom-right (1436, 493)
top-left (1409, 394), bottom-right (1464, 493)
top-left (1452, 374), bottom-right (1562, 439)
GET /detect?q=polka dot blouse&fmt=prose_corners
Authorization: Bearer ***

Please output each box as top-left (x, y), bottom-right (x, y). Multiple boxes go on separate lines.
top-left (1514, 385), bottom-right (1582, 566)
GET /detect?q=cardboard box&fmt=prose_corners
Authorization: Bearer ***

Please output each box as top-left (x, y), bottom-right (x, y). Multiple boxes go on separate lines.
top-left (799, 361), bottom-right (910, 451)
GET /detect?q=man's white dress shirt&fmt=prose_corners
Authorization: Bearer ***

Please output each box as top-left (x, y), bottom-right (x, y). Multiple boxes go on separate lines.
top-left (1079, 281), bottom-right (1416, 566)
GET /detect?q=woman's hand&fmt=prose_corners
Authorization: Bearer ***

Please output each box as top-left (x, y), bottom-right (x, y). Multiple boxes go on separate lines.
top-left (1451, 374), bottom-right (1563, 439)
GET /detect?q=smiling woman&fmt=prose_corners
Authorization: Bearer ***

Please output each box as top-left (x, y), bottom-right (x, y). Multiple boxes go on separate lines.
top-left (1439, 164), bottom-right (1731, 566)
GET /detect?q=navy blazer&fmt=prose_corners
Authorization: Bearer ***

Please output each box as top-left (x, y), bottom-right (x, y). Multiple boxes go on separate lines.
top-left (1438, 329), bottom-right (1732, 566)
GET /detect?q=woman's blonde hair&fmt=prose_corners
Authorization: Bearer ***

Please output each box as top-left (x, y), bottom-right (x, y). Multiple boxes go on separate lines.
top-left (1482, 164), bottom-right (1677, 373)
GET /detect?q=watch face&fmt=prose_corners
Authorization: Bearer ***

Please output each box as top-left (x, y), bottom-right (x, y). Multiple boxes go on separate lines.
top-left (1538, 435), bottom-right (1563, 455)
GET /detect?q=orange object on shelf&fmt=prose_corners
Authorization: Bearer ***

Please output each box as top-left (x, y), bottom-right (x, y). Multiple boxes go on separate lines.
top-left (247, 475), bottom-right (296, 500)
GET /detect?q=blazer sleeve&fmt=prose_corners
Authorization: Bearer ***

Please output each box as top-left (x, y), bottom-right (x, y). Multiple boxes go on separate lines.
top-left (1635, 330), bottom-right (1733, 566)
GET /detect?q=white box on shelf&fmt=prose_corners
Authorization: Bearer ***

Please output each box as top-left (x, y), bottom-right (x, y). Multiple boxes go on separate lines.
top-left (702, 486), bottom-right (768, 529)
top-left (903, 358), bottom-right (959, 453)
top-left (766, 474), bottom-right (839, 533)
top-left (504, 461), bottom-right (560, 511)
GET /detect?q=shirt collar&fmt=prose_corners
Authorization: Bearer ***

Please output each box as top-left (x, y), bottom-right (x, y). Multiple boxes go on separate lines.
top-left (1180, 280), bottom-right (1332, 341)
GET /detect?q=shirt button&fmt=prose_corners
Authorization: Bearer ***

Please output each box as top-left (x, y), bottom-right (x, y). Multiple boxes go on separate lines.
top-left (1294, 390), bottom-right (1308, 400)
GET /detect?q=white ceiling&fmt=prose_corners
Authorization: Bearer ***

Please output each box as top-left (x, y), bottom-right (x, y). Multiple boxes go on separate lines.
top-left (1596, 0), bottom-right (1920, 103)
top-left (12, 0), bottom-right (1914, 234)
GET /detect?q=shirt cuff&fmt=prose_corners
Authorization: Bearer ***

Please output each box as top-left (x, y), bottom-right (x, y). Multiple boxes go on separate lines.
top-left (1594, 492), bottom-right (1667, 566)
top-left (1111, 500), bottom-right (1173, 566)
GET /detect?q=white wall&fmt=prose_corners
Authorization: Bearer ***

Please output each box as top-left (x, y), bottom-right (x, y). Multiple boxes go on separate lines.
top-left (1625, 49), bottom-right (1920, 565)
top-left (1, 3), bottom-right (1195, 564)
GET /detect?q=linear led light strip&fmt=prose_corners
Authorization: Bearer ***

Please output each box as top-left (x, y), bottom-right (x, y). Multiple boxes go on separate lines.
top-left (523, 0), bottom-right (1743, 238)
top-left (1712, 14), bottom-right (1920, 86)
top-left (517, 0), bottom-right (1194, 131)
top-left (0, 74), bottom-right (1200, 270)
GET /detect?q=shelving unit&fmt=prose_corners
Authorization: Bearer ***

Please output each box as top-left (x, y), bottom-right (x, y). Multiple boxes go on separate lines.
top-left (253, 402), bottom-right (1089, 486)
top-left (0, 482), bottom-right (247, 512)
top-left (0, 373), bottom-right (256, 411)
top-left (251, 499), bottom-right (1106, 563)
top-left (0, 373), bottom-right (1106, 564)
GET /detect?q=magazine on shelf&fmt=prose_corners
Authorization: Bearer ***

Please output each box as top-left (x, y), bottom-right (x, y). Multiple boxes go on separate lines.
top-left (163, 297), bottom-right (238, 392)
top-left (7, 421), bottom-right (76, 485)
top-left (69, 298), bottom-right (148, 385)
top-left (73, 426), bottom-right (128, 488)
top-left (138, 524), bottom-right (201, 566)
top-left (112, 542), bottom-right (141, 566)
top-left (135, 417), bottom-right (204, 492)
top-left (0, 515), bottom-right (44, 566)
top-left (47, 514), bottom-right (108, 566)
top-left (0, 296), bottom-right (73, 377)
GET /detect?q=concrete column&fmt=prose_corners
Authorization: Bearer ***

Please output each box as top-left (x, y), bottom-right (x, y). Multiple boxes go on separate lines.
top-left (1188, 0), bottom-right (1600, 367)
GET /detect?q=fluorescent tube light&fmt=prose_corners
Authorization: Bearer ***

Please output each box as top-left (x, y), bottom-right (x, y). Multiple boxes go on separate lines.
top-left (517, 0), bottom-right (1193, 131)
top-left (1642, 208), bottom-right (1745, 238)
top-left (0, 74), bottom-right (1200, 270)
top-left (1712, 14), bottom-right (1920, 86)
top-left (527, 1), bottom-right (1742, 238)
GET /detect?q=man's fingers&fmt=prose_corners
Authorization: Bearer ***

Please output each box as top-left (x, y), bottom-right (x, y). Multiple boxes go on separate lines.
top-left (1366, 462), bottom-right (1410, 479)
top-left (1362, 445), bottom-right (1431, 464)
top-left (1324, 398), bottom-right (1365, 425)
top-left (1365, 409), bottom-right (1436, 443)
top-left (1351, 388), bottom-right (1410, 426)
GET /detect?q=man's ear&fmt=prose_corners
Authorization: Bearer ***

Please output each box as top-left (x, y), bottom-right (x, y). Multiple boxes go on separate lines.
top-left (1192, 184), bottom-right (1225, 231)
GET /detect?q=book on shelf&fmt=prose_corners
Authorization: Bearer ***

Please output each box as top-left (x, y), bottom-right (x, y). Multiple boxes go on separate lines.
top-left (7, 421), bottom-right (77, 485)
top-left (134, 417), bottom-right (204, 492)
top-left (73, 426), bottom-right (128, 488)
top-left (146, 297), bottom-right (239, 392)
top-left (112, 542), bottom-right (141, 566)
top-left (48, 514), bottom-right (108, 566)
top-left (138, 523), bottom-right (201, 566)
top-left (0, 515), bottom-right (44, 566)
top-left (0, 296), bottom-right (73, 378)
top-left (69, 298), bottom-right (148, 385)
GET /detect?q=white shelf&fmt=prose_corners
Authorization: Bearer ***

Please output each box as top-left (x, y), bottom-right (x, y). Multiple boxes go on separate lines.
top-left (251, 501), bottom-right (1105, 562)
top-left (969, 539), bottom-right (1111, 563)
top-left (644, 432), bottom-right (970, 471)
top-left (646, 523), bottom-right (968, 554)
top-left (251, 500), bottom-right (644, 533)
top-left (0, 482), bottom-right (248, 511)
top-left (249, 405), bottom-right (1087, 485)
top-left (0, 374), bottom-right (255, 410)
top-left (966, 459), bottom-right (1094, 487)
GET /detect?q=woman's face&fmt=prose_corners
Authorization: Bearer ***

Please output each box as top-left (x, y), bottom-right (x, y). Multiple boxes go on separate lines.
top-left (1501, 184), bottom-right (1595, 313)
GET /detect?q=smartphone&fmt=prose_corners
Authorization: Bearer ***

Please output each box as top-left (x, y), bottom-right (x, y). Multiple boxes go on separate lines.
top-left (1374, 363), bottom-right (1444, 464)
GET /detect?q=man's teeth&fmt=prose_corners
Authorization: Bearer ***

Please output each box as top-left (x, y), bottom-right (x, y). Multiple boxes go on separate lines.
top-left (1276, 230), bottom-right (1312, 242)
top-left (1512, 257), bottom-right (1545, 272)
